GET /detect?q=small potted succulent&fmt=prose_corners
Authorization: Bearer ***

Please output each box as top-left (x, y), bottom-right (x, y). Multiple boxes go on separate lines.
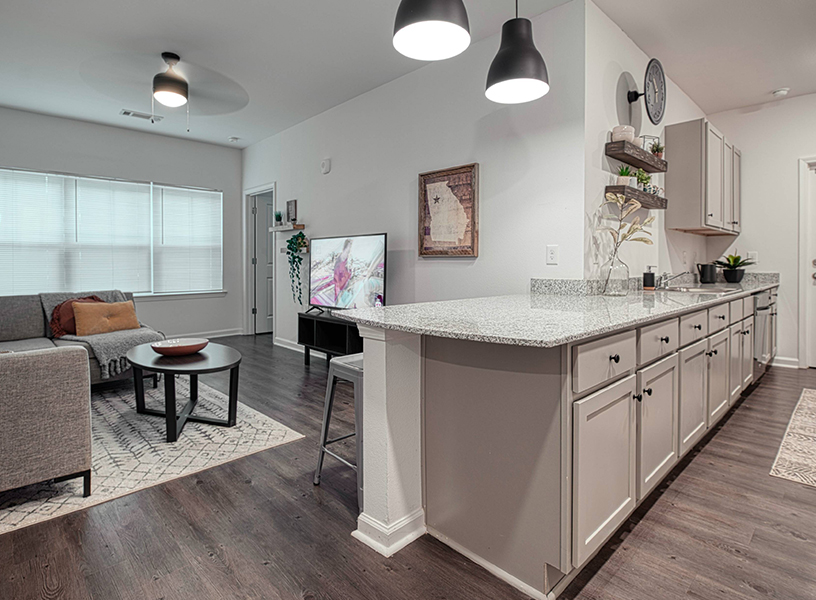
top-left (616, 165), bottom-right (633, 186)
top-left (635, 168), bottom-right (651, 190)
top-left (274, 210), bottom-right (283, 224)
top-left (714, 254), bottom-right (755, 283)
top-left (650, 141), bottom-right (665, 159)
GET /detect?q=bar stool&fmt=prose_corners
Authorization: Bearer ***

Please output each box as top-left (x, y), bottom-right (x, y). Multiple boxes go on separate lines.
top-left (314, 353), bottom-right (363, 512)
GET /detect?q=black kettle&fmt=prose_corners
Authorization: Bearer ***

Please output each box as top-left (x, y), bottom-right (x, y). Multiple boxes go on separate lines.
top-left (697, 263), bottom-right (717, 284)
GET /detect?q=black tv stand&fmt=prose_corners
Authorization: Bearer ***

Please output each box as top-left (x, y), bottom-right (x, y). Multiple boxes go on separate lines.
top-left (305, 306), bottom-right (325, 315)
top-left (297, 311), bottom-right (363, 366)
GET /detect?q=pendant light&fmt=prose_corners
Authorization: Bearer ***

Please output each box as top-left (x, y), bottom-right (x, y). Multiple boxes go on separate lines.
top-left (485, 1), bottom-right (549, 104)
top-left (393, 0), bottom-right (471, 61)
top-left (153, 52), bottom-right (188, 108)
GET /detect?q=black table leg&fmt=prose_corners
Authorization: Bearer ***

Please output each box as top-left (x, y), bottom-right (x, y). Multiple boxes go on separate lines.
top-left (190, 374), bottom-right (198, 405)
top-left (304, 347), bottom-right (310, 366)
top-left (228, 366), bottom-right (239, 427)
top-left (165, 374), bottom-right (177, 443)
top-left (133, 366), bottom-right (145, 413)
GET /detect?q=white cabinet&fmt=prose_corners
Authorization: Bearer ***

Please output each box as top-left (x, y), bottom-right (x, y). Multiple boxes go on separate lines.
top-left (678, 338), bottom-right (708, 456)
top-left (665, 118), bottom-right (741, 236)
top-left (572, 330), bottom-right (636, 395)
top-left (573, 375), bottom-right (637, 567)
top-left (707, 329), bottom-right (730, 426)
top-left (729, 322), bottom-right (743, 405)
top-left (680, 310), bottom-right (708, 347)
top-left (636, 354), bottom-right (679, 500)
top-left (637, 319), bottom-right (679, 366)
top-left (742, 316), bottom-right (754, 388)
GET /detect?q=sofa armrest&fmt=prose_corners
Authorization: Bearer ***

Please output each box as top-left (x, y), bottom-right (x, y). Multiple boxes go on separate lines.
top-left (0, 347), bottom-right (91, 493)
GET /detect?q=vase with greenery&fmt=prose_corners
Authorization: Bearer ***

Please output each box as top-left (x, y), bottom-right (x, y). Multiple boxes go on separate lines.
top-left (274, 210), bottom-right (283, 224)
top-left (616, 165), bottom-right (633, 186)
top-left (650, 141), bottom-right (665, 159)
top-left (714, 253), bottom-right (755, 283)
top-left (598, 192), bottom-right (654, 296)
top-left (286, 232), bottom-right (308, 304)
top-left (635, 168), bottom-right (651, 190)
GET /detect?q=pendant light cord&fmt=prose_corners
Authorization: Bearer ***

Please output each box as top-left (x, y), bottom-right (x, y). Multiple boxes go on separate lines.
top-left (515, 0), bottom-right (518, 18)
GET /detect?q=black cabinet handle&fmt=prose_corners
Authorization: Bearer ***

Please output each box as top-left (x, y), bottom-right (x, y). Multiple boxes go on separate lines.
top-left (717, 315), bottom-right (726, 320)
top-left (712, 349), bottom-right (718, 355)
top-left (693, 324), bottom-right (702, 330)
top-left (644, 388), bottom-right (653, 396)
top-left (742, 330), bottom-right (751, 336)
top-left (634, 393), bottom-right (643, 402)
top-left (706, 351), bottom-right (713, 357)
top-left (660, 336), bottom-right (670, 343)
top-left (610, 354), bottom-right (621, 363)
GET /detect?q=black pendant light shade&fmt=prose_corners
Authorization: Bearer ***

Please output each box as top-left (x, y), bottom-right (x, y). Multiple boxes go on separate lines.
top-left (153, 52), bottom-right (189, 108)
top-left (393, 0), bottom-right (471, 61)
top-left (485, 18), bottom-right (549, 104)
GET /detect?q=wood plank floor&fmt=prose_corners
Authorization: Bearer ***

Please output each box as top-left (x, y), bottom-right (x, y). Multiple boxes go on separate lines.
top-left (1, 336), bottom-right (815, 600)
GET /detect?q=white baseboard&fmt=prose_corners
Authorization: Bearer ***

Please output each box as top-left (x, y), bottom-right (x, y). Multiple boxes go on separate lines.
top-left (273, 337), bottom-right (304, 353)
top-left (352, 508), bottom-right (426, 558)
top-left (772, 356), bottom-right (800, 369)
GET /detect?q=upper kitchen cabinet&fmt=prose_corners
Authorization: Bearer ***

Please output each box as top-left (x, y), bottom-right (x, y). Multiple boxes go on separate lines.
top-left (665, 118), bottom-right (742, 236)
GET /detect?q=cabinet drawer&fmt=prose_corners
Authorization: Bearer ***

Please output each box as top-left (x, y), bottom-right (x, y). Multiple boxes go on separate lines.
top-left (708, 304), bottom-right (730, 333)
top-left (572, 330), bottom-right (636, 395)
top-left (638, 319), bottom-right (679, 366)
top-left (680, 310), bottom-right (708, 347)
top-left (729, 299), bottom-right (743, 324)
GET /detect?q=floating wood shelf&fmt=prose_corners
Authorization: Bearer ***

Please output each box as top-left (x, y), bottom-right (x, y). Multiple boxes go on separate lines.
top-left (605, 141), bottom-right (667, 173)
top-left (269, 223), bottom-right (306, 233)
top-left (605, 185), bottom-right (668, 210)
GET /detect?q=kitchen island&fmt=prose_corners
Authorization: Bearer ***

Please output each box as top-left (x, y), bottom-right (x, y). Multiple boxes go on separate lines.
top-left (341, 277), bottom-right (779, 599)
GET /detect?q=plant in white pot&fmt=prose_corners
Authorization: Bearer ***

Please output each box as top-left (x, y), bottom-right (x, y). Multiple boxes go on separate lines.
top-left (616, 165), bottom-right (633, 185)
top-left (598, 192), bottom-right (654, 296)
top-left (714, 254), bottom-right (755, 283)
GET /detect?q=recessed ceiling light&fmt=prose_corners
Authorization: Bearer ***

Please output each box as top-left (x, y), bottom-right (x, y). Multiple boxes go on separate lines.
top-left (772, 87), bottom-right (790, 98)
top-left (228, 136), bottom-right (240, 143)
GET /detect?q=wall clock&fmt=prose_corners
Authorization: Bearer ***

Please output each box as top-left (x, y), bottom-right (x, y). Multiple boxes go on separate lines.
top-left (628, 58), bottom-right (666, 125)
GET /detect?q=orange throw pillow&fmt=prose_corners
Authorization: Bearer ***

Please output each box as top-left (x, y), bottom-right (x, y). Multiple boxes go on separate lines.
top-left (50, 295), bottom-right (105, 337)
top-left (73, 300), bottom-right (140, 336)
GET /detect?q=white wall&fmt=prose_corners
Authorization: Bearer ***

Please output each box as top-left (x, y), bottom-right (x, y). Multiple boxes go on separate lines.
top-left (0, 106), bottom-right (244, 337)
top-left (707, 94), bottom-right (816, 365)
top-left (244, 0), bottom-right (588, 347)
top-left (584, 0), bottom-right (707, 279)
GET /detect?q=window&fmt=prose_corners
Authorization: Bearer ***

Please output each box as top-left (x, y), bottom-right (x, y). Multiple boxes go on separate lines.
top-left (0, 168), bottom-right (223, 296)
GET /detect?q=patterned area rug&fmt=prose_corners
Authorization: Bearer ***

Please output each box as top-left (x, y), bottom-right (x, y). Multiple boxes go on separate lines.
top-left (771, 388), bottom-right (816, 488)
top-left (0, 377), bottom-right (303, 533)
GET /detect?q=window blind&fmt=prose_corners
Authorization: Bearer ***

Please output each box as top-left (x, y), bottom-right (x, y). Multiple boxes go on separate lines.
top-left (0, 168), bottom-right (223, 296)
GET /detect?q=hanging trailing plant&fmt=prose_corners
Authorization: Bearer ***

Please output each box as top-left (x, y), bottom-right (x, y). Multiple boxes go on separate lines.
top-left (286, 232), bottom-right (308, 304)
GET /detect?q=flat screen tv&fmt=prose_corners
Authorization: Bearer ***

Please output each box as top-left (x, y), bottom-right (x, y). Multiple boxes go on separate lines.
top-left (308, 233), bottom-right (387, 310)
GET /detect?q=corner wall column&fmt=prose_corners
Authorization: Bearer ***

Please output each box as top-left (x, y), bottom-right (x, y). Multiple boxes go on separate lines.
top-left (351, 325), bottom-right (425, 556)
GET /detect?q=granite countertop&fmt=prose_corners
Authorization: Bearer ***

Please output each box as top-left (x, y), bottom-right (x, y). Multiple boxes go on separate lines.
top-left (339, 281), bottom-right (779, 348)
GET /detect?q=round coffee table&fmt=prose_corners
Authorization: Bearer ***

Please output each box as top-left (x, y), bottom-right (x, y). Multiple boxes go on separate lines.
top-left (126, 342), bottom-right (242, 443)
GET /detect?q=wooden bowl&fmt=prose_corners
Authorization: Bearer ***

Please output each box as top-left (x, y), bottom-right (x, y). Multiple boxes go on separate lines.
top-left (151, 338), bottom-right (209, 356)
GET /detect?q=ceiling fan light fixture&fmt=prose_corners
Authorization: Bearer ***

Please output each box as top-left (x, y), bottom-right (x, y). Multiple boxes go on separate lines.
top-left (393, 0), bottom-right (471, 61)
top-left (153, 52), bottom-right (188, 107)
top-left (485, 17), bottom-right (549, 104)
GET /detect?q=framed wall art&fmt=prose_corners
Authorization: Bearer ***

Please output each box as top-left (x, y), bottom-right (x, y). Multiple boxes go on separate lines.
top-left (418, 163), bottom-right (479, 257)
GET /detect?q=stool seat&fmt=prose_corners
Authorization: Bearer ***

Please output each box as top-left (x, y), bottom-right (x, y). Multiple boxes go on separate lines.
top-left (314, 353), bottom-right (364, 512)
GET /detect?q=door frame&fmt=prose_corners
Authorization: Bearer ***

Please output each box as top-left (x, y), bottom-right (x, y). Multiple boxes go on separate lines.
top-left (243, 181), bottom-right (277, 336)
top-left (798, 159), bottom-right (816, 367)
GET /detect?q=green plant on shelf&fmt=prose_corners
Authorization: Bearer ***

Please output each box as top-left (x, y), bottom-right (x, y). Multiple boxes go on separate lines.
top-left (617, 165), bottom-right (632, 177)
top-left (274, 210), bottom-right (283, 223)
top-left (650, 141), bottom-right (665, 156)
top-left (713, 254), bottom-right (755, 270)
top-left (635, 168), bottom-right (651, 186)
top-left (286, 232), bottom-right (308, 304)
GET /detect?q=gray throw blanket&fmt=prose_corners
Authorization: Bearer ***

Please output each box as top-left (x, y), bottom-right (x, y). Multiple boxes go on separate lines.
top-left (40, 290), bottom-right (164, 379)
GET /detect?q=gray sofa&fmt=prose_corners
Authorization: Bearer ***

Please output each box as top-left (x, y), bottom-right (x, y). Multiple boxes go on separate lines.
top-left (0, 346), bottom-right (92, 496)
top-left (0, 291), bottom-right (153, 385)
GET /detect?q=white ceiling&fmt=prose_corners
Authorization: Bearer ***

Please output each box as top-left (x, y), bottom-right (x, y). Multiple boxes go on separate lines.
top-left (0, 0), bottom-right (568, 148)
top-left (593, 0), bottom-right (816, 115)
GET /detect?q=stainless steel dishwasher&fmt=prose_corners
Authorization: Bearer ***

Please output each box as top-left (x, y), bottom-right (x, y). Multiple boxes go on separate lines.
top-left (753, 289), bottom-right (777, 380)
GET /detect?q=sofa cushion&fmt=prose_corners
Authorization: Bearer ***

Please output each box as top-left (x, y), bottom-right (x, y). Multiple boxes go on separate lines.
top-left (50, 296), bottom-right (105, 338)
top-left (0, 295), bottom-right (47, 342)
top-left (0, 338), bottom-right (57, 353)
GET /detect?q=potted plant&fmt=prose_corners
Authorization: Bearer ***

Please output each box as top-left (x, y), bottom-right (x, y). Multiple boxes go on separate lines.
top-left (274, 210), bottom-right (283, 224)
top-left (714, 254), bottom-right (755, 283)
top-left (616, 165), bottom-right (633, 186)
top-left (650, 141), bottom-right (665, 159)
top-left (635, 168), bottom-right (651, 191)
top-left (286, 232), bottom-right (308, 304)
top-left (598, 192), bottom-right (654, 296)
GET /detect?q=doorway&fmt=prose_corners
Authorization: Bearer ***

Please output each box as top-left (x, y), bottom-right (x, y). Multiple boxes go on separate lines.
top-left (251, 190), bottom-right (275, 334)
top-left (801, 161), bottom-right (816, 366)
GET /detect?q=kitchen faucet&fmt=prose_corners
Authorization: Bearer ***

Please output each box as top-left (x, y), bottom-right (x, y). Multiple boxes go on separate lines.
top-left (656, 271), bottom-right (690, 290)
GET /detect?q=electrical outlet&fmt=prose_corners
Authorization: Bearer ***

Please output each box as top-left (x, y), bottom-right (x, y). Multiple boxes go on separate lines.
top-left (546, 245), bottom-right (559, 265)
top-left (747, 251), bottom-right (759, 264)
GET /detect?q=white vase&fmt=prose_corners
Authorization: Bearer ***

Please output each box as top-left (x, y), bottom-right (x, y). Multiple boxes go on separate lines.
top-left (611, 125), bottom-right (635, 143)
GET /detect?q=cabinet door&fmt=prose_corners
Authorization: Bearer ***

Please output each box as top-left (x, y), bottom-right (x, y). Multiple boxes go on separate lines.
top-left (679, 338), bottom-right (708, 456)
top-left (742, 317), bottom-right (754, 388)
top-left (636, 354), bottom-right (679, 500)
top-left (707, 330), bottom-right (730, 426)
top-left (771, 309), bottom-right (778, 359)
top-left (705, 123), bottom-right (725, 229)
top-left (729, 322), bottom-right (743, 405)
top-left (573, 375), bottom-right (637, 567)
top-left (724, 139), bottom-right (734, 231)
top-left (732, 148), bottom-right (742, 233)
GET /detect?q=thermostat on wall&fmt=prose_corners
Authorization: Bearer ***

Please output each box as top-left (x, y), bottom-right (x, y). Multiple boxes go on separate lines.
top-left (321, 158), bottom-right (331, 174)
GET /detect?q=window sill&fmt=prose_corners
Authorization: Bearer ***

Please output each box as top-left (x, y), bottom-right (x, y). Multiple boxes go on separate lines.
top-left (133, 291), bottom-right (227, 302)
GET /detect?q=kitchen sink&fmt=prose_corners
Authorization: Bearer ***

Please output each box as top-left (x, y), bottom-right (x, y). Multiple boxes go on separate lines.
top-left (664, 286), bottom-right (740, 295)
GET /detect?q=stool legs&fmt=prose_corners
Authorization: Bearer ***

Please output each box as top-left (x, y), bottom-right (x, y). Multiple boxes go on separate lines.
top-left (314, 367), bottom-right (338, 485)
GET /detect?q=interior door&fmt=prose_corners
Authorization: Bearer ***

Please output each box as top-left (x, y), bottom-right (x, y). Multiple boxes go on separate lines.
top-left (679, 338), bottom-right (708, 456)
top-left (707, 330), bottom-right (730, 426)
top-left (705, 123), bottom-right (725, 229)
top-left (253, 191), bottom-right (275, 334)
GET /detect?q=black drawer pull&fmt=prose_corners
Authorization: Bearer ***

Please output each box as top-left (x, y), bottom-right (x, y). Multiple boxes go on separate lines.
top-left (742, 330), bottom-right (751, 336)
top-left (644, 388), bottom-right (653, 396)
top-left (717, 315), bottom-right (726, 320)
top-left (660, 336), bottom-right (670, 343)
top-left (634, 393), bottom-right (642, 402)
top-left (693, 324), bottom-right (703, 330)
top-left (706, 349), bottom-right (719, 357)
top-left (610, 354), bottom-right (621, 363)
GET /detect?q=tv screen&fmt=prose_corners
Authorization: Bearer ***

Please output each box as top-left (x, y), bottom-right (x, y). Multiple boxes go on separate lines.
top-left (308, 233), bottom-right (386, 309)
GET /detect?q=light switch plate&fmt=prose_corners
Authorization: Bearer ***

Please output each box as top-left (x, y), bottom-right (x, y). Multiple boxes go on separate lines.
top-left (546, 245), bottom-right (559, 265)
top-left (747, 251), bottom-right (758, 264)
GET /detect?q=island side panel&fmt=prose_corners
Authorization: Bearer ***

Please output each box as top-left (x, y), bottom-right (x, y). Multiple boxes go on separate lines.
top-left (423, 336), bottom-right (565, 595)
